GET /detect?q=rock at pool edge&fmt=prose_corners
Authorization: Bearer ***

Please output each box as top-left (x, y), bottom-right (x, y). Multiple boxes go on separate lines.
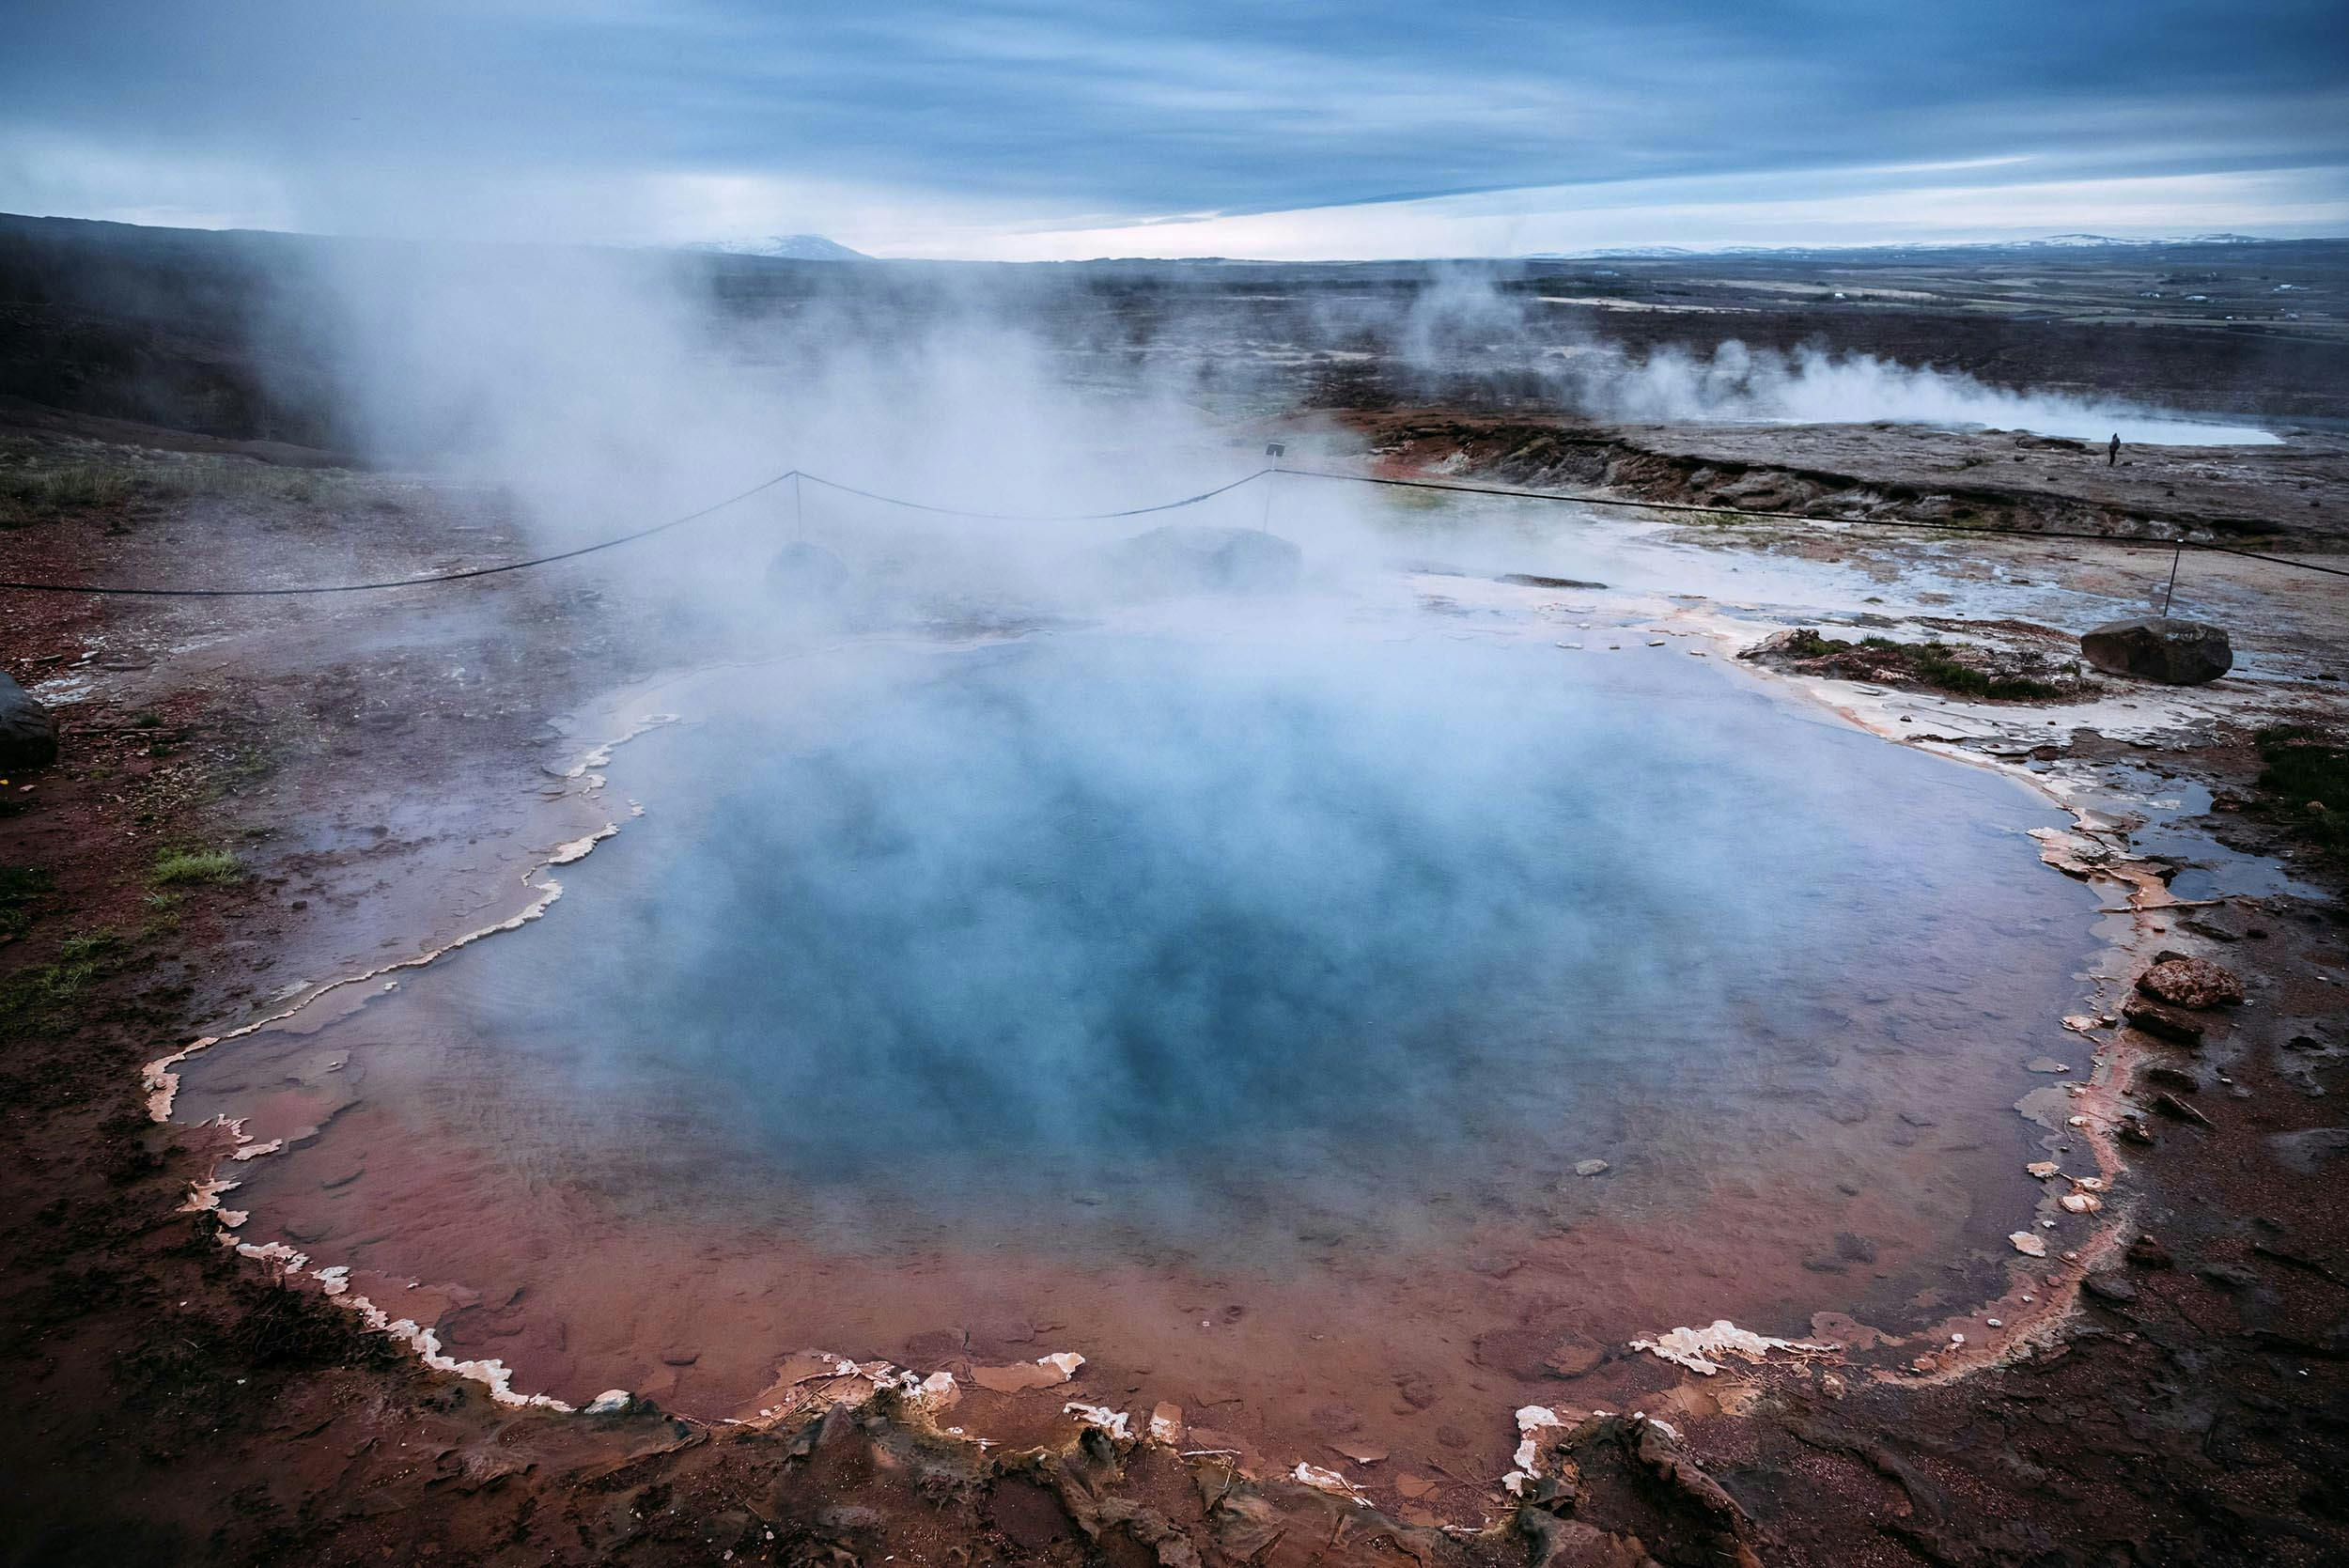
top-left (2078, 617), bottom-right (2232, 685)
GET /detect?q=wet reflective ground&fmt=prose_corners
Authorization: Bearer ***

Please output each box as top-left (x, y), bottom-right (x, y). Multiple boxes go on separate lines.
top-left (179, 606), bottom-right (2099, 1486)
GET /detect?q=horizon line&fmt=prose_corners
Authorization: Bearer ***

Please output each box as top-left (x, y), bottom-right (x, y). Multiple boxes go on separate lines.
top-left (8, 209), bottom-right (2349, 267)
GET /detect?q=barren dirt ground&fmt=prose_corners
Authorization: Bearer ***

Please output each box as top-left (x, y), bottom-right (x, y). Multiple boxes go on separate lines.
top-left (3, 395), bottom-right (2348, 1568)
top-left (1333, 411), bottom-right (2349, 547)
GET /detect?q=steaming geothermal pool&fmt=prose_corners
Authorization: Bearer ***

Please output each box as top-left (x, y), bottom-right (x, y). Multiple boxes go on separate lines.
top-left (179, 612), bottom-right (2098, 1487)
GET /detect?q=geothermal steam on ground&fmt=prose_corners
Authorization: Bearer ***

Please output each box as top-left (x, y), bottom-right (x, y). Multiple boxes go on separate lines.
top-left (1552, 341), bottom-right (2281, 444)
top-left (1344, 266), bottom-right (2280, 443)
top-left (276, 250), bottom-right (2272, 595)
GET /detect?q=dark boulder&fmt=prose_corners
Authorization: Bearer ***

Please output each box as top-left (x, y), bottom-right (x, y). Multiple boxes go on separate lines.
top-left (1, 669), bottom-right (59, 770)
top-left (2123, 997), bottom-right (2205, 1046)
top-left (1106, 525), bottom-right (1300, 595)
top-left (2078, 617), bottom-right (2232, 684)
top-left (2081, 1271), bottom-right (2139, 1306)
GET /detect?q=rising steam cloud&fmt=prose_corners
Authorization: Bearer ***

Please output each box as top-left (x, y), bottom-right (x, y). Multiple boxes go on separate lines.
top-left (1547, 340), bottom-right (2278, 444)
top-left (1358, 265), bottom-right (2277, 444)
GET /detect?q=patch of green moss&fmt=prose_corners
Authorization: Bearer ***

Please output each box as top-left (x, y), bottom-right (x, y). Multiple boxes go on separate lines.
top-left (0, 463), bottom-right (134, 525)
top-left (0, 864), bottom-right (53, 939)
top-left (1774, 629), bottom-right (2070, 701)
top-left (0, 927), bottom-right (119, 1038)
top-left (148, 847), bottom-right (244, 886)
top-left (1906, 644), bottom-right (2064, 701)
top-left (2254, 725), bottom-right (2349, 857)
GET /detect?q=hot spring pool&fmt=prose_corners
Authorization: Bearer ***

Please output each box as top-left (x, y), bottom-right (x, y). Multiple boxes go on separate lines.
top-left (177, 611), bottom-right (2100, 1487)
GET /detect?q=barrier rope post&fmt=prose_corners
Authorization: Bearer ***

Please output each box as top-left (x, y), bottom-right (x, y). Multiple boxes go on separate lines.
top-left (792, 471), bottom-right (803, 542)
top-left (1259, 443), bottom-right (1284, 533)
top-left (2159, 539), bottom-right (2185, 616)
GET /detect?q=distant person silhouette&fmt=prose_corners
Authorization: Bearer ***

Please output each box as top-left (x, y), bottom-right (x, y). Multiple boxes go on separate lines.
top-left (2108, 433), bottom-right (2121, 467)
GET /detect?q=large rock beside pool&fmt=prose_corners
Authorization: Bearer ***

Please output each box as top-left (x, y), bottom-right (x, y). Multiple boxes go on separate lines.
top-left (1107, 524), bottom-right (1300, 594)
top-left (2078, 617), bottom-right (2232, 685)
top-left (1, 668), bottom-right (59, 770)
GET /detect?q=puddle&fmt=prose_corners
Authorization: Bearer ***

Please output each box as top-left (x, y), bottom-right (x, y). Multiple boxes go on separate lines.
top-left (176, 606), bottom-right (2100, 1492)
top-left (2037, 762), bottom-right (2326, 905)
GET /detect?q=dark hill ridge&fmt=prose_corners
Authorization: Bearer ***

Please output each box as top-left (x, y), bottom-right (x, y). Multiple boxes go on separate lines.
top-left (3, 210), bottom-right (2345, 458)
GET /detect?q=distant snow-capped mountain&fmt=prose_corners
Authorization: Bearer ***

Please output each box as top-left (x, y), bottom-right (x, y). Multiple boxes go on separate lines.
top-left (685, 234), bottom-right (870, 261)
top-left (1523, 245), bottom-right (1697, 259)
top-left (2010, 233), bottom-right (2137, 247)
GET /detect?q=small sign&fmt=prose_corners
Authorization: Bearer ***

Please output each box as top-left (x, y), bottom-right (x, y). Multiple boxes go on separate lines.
top-left (1264, 442), bottom-right (1286, 458)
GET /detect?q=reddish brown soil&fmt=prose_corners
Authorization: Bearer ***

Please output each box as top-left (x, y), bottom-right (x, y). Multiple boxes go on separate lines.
top-left (4, 409), bottom-right (2347, 1566)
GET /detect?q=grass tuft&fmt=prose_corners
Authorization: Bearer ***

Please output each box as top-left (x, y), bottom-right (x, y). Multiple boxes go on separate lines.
top-left (2254, 725), bottom-right (2349, 859)
top-left (0, 449), bottom-right (350, 528)
top-left (1905, 643), bottom-right (2063, 701)
top-left (148, 847), bottom-right (245, 886)
top-left (0, 864), bottom-right (54, 940)
top-left (0, 465), bottom-right (133, 523)
top-left (1770, 629), bottom-right (2073, 701)
top-left (0, 927), bottom-right (118, 1038)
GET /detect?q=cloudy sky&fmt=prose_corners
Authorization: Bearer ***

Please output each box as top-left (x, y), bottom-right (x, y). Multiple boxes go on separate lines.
top-left (4, 1), bottom-right (2344, 258)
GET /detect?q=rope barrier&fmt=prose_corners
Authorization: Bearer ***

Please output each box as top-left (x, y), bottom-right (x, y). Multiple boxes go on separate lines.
top-left (800, 467), bottom-right (1269, 521)
top-left (0, 471), bottom-right (801, 598)
top-left (0, 466), bottom-right (1269, 597)
top-left (1, 456), bottom-right (2341, 597)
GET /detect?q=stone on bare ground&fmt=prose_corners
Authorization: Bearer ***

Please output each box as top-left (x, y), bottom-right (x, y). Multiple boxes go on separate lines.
top-left (968, 1353), bottom-right (1082, 1394)
top-left (2123, 997), bottom-right (2207, 1046)
top-left (1542, 1331), bottom-right (1608, 1379)
top-left (2078, 616), bottom-right (2232, 685)
top-left (1392, 1373), bottom-right (1439, 1411)
top-left (2154, 1091), bottom-right (2215, 1127)
top-left (2081, 1272), bottom-right (2139, 1306)
top-left (0, 668), bottom-right (59, 770)
top-left (2137, 953), bottom-right (2246, 1009)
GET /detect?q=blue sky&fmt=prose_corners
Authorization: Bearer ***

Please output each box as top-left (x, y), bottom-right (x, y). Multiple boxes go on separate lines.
top-left (3, 1), bottom-right (2343, 256)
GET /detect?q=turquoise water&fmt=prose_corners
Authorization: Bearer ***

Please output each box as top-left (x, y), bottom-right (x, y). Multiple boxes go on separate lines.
top-left (189, 626), bottom-right (2096, 1262)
